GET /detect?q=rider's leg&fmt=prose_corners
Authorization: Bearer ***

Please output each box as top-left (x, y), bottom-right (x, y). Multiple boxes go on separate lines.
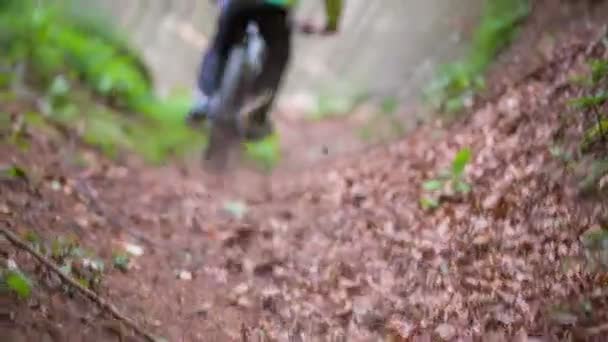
top-left (187, 48), bottom-right (219, 123)
top-left (187, 1), bottom-right (250, 123)
top-left (245, 7), bottom-right (292, 140)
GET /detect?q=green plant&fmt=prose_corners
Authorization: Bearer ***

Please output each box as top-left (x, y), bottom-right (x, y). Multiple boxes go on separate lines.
top-left (578, 159), bottom-right (608, 197)
top-left (581, 227), bottom-right (608, 271)
top-left (565, 58), bottom-right (608, 198)
top-left (569, 58), bottom-right (608, 151)
top-left (549, 145), bottom-right (575, 169)
top-left (2, 270), bottom-right (33, 299)
top-left (420, 148), bottom-right (473, 210)
top-left (581, 119), bottom-right (608, 153)
top-left (244, 133), bottom-right (281, 172)
top-left (20, 234), bottom-right (107, 291)
top-left (112, 253), bottom-right (131, 273)
top-left (568, 92), bottom-right (608, 110)
top-left (424, 0), bottom-right (530, 114)
top-left (0, 164), bottom-right (28, 180)
top-left (0, 1), bottom-right (151, 104)
top-left (1, 0), bottom-right (206, 163)
top-left (590, 59), bottom-right (608, 84)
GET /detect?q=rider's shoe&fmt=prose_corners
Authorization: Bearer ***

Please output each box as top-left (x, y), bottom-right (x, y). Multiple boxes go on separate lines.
top-left (186, 91), bottom-right (211, 126)
top-left (245, 118), bottom-right (275, 141)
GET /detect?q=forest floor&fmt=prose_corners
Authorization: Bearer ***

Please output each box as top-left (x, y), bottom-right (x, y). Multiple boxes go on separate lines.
top-left (2, 1), bottom-right (608, 341)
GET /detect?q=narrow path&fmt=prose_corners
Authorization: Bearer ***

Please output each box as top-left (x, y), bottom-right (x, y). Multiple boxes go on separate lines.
top-left (3, 2), bottom-right (608, 341)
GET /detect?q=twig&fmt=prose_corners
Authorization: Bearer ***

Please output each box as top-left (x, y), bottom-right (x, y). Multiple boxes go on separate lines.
top-left (0, 226), bottom-right (162, 342)
top-left (240, 323), bottom-right (249, 342)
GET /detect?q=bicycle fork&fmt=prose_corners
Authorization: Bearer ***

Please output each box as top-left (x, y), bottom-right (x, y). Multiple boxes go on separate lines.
top-left (239, 23), bottom-right (274, 120)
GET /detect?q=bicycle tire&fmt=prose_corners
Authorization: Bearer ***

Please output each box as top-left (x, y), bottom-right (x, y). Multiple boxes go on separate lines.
top-left (204, 45), bottom-right (252, 168)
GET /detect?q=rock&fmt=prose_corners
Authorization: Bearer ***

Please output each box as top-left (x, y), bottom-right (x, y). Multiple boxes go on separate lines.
top-left (178, 270), bottom-right (192, 280)
top-left (121, 242), bottom-right (144, 257)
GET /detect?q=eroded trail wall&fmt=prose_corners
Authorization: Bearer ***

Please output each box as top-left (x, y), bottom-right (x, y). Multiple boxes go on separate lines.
top-left (93, 0), bottom-right (482, 111)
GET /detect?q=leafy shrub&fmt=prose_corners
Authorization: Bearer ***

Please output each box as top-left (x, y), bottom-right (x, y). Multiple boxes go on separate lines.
top-left (0, 0), bottom-right (205, 163)
top-left (581, 227), bottom-right (608, 272)
top-left (0, 0), bottom-right (151, 106)
top-left (568, 59), bottom-right (608, 154)
top-left (424, 0), bottom-right (530, 113)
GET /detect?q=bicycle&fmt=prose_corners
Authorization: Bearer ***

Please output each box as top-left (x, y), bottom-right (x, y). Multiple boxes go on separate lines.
top-left (200, 19), bottom-right (330, 170)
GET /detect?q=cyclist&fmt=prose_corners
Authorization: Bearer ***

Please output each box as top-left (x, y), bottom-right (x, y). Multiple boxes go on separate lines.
top-left (186, 0), bottom-right (344, 140)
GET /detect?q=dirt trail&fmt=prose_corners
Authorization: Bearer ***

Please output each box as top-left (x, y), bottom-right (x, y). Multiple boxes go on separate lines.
top-left (2, 1), bottom-right (608, 341)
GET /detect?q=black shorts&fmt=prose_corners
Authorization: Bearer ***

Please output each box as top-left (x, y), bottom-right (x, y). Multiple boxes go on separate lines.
top-left (198, 2), bottom-right (292, 100)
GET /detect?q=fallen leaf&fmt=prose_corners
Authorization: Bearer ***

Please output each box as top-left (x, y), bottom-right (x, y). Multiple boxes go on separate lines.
top-left (550, 310), bottom-right (578, 325)
top-left (335, 301), bottom-right (353, 319)
top-left (232, 283), bottom-right (249, 296)
top-left (412, 333), bottom-right (432, 342)
top-left (482, 193), bottom-right (502, 210)
top-left (434, 323), bottom-right (456, 341)
top-left (6, 259), bottom-right (18, 270)
top-left (512, 328), bottom-right (531, 342)
top-left (220, 226), bottom-right (255, 247)
top-left (236, 296), bottom-right (253, 308)
top-left (485, 331), bottom-right (508, 342)
top-left (386, 318), bottom-right (414, 340)
top-left (599, 174), bottom-right (608, 190)
top-left (473, 234), bottom-right (491, 246)
top-left (0, 204), bottom-right (10, 215)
